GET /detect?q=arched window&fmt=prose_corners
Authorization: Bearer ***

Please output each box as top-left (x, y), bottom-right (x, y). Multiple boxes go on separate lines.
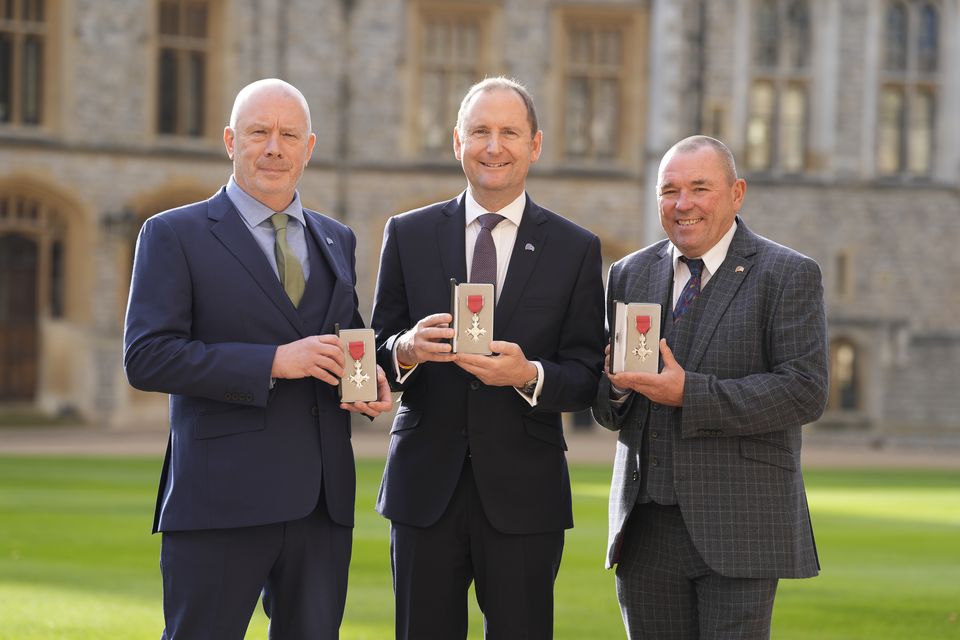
top-left (828, 339), bottom-right (860, 412)
top-left (877, 1), bottom-right (940, 177)
top-left (0, 0), bottom-right (49, 126)
top-left (746, 0), bottom-right (811, 174)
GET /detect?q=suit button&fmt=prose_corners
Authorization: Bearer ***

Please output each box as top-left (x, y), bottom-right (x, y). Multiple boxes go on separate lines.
top-left (631, 471), bottom-right (639, 481)
top-left (650, 457), bottom-right (659, 467)
top-left (650, 430), bottom-right (659, 439)
top-left (311, 406), bottom-right (319, 416)
top-left (469, 380), bottom-right (480, 390)
top-left (651, 403), bottom-right (660, 411)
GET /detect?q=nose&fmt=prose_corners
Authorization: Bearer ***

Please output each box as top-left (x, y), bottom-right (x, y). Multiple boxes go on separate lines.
top-left (675, 190), bottom-right (694, 211)
top-left (264, 131), bottom-right (282, 157)
top-left (485, 133), bottom-right (501, 154)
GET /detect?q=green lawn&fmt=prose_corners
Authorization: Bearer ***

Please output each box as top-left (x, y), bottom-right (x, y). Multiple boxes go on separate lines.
top-left (0, 457), bottom-right (957, 639)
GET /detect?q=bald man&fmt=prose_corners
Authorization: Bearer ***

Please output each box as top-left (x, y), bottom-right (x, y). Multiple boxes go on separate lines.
top-left (124, 79), bottom-right (391, 639)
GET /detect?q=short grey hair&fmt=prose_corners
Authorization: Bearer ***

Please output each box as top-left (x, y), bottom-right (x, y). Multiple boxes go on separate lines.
top-left (663, 135), bottom-right (739, 185)
top-left (455, 76), bottom-right (539, 138)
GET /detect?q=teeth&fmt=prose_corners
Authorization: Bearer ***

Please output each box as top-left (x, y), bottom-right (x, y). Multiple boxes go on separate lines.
top-left (677, 219), bottom-right (701, 226)
top-left (483, 162), bottom-right (507, 168)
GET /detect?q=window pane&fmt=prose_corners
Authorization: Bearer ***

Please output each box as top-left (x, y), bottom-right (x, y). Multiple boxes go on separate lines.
top-left (785, 0), bottom-right (810, 70)
top-left (1, 0), bottom-right (12, 20)
top-left (21, 34), bottom-right (41, 124)
top-left (592, 78), bottom-right (618, 158)
top-left (832, 342), bottom-right (859, 411)
top-left (0, 34), bottom-right (11, 123)
top-left (564, 76), bottom-right (589, 158)
top-left (779, 84), bottom-right (806, 171)
top-left (185, 3), bottom-right (208, 39)
top-left (157, 49), bottom-right (178, 134)
top-left (746, 82), bottom-right (774, 170)
top-left (907, 89), bottom-right (934, 175)
top-left (753, 0), bottom-right (779, 67)
top-left (419, 71), bottom-right (445, 152)
top-left (185, 51), bottom-right (204, 136)
top-left (884, 3), bottom-right (907, 71)
top-left (877, 87), bottom-right (904, 174)
top-left (917, 3), bottom-right (938, 72)
top-left (23, 0), bottom-right (43, 22)
top-left (159, 0), bottom-right (180, 36)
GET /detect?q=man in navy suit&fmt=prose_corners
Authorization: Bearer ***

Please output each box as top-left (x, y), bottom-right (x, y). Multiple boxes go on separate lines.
top-left (371, 77), bottom-right (605, 638)
top-left (124, 78), bottom-right (391, 640)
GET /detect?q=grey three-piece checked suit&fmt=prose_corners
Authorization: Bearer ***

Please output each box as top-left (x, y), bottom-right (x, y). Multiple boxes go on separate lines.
top-left (593, 217), bottom-right (829, 578)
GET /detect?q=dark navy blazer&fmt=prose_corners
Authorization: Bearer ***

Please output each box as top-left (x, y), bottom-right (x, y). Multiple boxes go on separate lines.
top-left (124, 187), bottom-right (363, 533)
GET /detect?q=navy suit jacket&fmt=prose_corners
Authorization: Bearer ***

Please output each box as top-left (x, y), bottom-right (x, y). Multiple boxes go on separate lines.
top-left (371, 193), bottom-right (605, 534)
top-left (124, 187), bottom-right (362, 533)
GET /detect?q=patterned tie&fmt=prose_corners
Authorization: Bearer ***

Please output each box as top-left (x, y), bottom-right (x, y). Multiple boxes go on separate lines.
top-left (270, 212), bottom-right (305, 307)
top-left (470, 213), bottom-right (505, 288)
top-left (672, 257), bottom-right (704, 322)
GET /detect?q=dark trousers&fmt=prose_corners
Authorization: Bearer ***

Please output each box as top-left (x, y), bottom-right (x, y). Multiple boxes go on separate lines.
top-left (390, 458), bottom-right (565, 639)
top-left (159, 497), bottom-right (352, 640)
top-left (616, 503), bottom-right (778, 640)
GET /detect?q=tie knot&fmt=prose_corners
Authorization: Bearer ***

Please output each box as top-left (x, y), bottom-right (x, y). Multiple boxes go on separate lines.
top-left (679, 256), bottom-right (704, 277)
top-left (477, 213), bottom-right (505, 231)
top-left (270, 212), bottom-right (289, 231)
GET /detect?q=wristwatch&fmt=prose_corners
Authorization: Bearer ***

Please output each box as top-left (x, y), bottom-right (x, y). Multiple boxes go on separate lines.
top-left (520, 372), bottom-right (539, 395)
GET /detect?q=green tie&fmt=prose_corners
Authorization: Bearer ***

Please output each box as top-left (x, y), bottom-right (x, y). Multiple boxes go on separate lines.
top-left (270, 213), bottom-right (305, 307)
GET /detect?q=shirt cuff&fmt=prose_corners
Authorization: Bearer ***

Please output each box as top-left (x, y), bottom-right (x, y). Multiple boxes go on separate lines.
top-left (514, 361), bottom-right (545, 407)
top-left (392, 343), bottom-right (418, 383)
top-left (609, 379), bottom-right (631, 408)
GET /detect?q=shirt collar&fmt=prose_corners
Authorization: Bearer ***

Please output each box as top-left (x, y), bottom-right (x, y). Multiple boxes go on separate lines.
top-left (670, 219), bottom-right (738, 276)
top-left (226, 175), bottom-right (305, 229)
top-left (463, 189), bottom-right (527, 228)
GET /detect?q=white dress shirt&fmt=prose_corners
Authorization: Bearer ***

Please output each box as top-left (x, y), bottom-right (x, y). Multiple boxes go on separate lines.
top-left (394, 189), bottom-right (543, 406)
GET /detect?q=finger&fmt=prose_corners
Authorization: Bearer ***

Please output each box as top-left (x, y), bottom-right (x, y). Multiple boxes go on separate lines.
top-left (420, 312), bottom-right (454, 328)
top-left (488, 340), bottom-right (517, 355)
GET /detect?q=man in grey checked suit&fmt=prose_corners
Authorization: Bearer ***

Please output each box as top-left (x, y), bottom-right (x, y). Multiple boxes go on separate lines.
top-left (593, 135), bottom-right (828, 639)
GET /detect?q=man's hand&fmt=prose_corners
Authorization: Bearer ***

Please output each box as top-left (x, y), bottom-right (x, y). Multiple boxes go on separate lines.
top-left (456, 340), bottom-right (537, 388)
top-left (272, 335), bottom-right (345, 385)
top-left (341, 365), bottom-right (393, 418)
top-left (395, 313), bottom-right (457, 367)
top-left (607, 339), bottom-right (685, 406)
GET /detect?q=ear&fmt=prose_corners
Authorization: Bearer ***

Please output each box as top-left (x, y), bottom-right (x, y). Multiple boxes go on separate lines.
top-left (529, 130), bottom-right (543, 163)
top-left (453, 127), bottom-right (463, 161)
top-left (223, 126), bottom-right (235, 159)
top-left (732, 177), bottom-right (746, 209)
top-left (304, 132), bottom-right (317, 166)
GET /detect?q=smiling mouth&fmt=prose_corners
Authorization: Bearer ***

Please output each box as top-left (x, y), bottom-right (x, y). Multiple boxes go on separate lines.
top-left (677, 218), bottom-right (702, 227)
top-left (481, 162), bottom-right (509, 168)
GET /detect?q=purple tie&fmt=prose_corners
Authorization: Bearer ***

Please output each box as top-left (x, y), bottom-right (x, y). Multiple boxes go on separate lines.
top-left (470, 213), bottom-right (505, 288)
top-left (672, 257), bottom-right (704, 322)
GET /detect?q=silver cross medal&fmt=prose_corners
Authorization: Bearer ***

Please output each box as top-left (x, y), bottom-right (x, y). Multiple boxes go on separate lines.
top-left (347, 341), bottom-right (370, 388)
top-left (632, 334), bottom-right (653, 362)
top-left (348, 360), bottom-right (370, 388)
top-left (465, 294), bottom-right (487, 342)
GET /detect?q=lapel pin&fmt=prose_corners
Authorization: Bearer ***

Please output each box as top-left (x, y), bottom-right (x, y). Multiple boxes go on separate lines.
top-left (735, 265), bottom-right (745, 273)
top-left (525, 243), bottom-right (535, 252)
top-left (326, 237), bottom-right (334, 245)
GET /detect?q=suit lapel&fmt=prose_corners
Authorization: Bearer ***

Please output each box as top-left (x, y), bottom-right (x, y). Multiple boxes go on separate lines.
top-left (436, 195), bottom-right (468, 285)
top-left (495, 196), bottom-right (546, 332)
top-left (303, 212), bottom-right (349, 334)
top-left (207, 189), bottom-right (304, 336)
top-left (684, 218), bottom-right (758, 371)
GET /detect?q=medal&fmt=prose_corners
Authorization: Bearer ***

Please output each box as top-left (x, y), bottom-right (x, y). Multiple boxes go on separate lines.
top-left (632, 315), bottom-right (653, 362)
top-left (465, 295), bottom-right (488, 342)
top-left (347, 340), bottom-right (370, 388)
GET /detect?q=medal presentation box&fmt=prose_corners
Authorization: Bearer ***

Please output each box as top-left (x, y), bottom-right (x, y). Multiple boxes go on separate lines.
top-left (450, 279), bottom-right (495, 355)
top-left (336, 326), bottom-right (377, 402)
top-left (610, 302), bottom-right (661, 374)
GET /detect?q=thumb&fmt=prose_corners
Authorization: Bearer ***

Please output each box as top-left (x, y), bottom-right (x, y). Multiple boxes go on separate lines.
top-left (658, 339), bottom-right (677, 367)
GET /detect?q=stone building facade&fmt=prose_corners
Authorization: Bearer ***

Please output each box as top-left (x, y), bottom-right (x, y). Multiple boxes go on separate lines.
top-left (0, 0), bottom-right (957, 437)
